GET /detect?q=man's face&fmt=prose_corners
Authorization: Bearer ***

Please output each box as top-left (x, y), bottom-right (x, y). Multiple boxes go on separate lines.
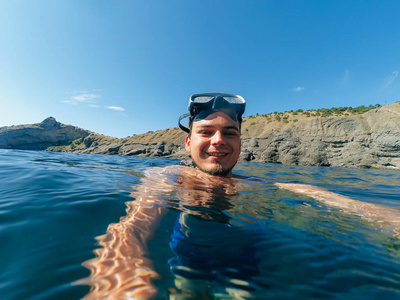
top-left (185, 111), bottom-right (241, 177)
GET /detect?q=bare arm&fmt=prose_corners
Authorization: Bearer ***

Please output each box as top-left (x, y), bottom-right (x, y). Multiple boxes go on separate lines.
top-left (276, 183), bottom-right (400, 234)
top-left (77, 165), bottom-right (240, 298)
top-left (79, 166), bottom-right (181, 299)
top-left (80, 198), bottom-right (166, 299)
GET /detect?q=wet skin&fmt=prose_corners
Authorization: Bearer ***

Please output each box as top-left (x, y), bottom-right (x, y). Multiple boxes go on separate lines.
top-left (185, 112), bottom-right (241, 177)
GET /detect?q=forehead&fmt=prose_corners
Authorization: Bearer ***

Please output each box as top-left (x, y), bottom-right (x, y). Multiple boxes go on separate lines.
top-left (192, 111), bottom-right (240, 130)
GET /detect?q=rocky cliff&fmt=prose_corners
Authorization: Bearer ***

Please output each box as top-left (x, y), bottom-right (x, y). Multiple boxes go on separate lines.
top-left (57, 103), bottom-right (400, 169)
top-left (0, 117), bottom-right (92, 150)
top-left (2, 103), bottom-right (400, 169)
top-left (239, 103), bottom-right (400, 169)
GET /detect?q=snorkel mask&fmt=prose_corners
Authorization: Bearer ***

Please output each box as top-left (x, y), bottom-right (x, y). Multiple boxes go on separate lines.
top-left (178, 92), bottom-right (246, 133)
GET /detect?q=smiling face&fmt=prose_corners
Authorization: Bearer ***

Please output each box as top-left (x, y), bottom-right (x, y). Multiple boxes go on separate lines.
top-left (185, 111), bottom-right (241, 177)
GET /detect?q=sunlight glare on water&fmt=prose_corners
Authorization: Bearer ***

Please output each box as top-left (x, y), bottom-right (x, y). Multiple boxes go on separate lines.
top-left (1, 150), bottom-right (400, 299)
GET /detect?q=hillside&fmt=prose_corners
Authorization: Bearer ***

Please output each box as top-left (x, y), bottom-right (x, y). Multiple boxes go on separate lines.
top-left (50, 102), bottom-right (400, 169)
top-left (0, 117), bottom-right (91, 150)
top-left (1, 103), bottom-right (400, 169)
top-left (239, 103), bottom-right (400, 169)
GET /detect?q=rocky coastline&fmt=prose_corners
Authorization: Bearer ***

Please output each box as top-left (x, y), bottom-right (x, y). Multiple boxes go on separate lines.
top-left (1, 103), bottom-right (400, 169)
top-left (0, 117), bottom-right (91, 150)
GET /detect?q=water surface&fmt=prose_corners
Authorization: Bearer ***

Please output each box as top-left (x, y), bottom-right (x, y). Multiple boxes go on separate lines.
top-left (1, 149), bottom-right (400, 299)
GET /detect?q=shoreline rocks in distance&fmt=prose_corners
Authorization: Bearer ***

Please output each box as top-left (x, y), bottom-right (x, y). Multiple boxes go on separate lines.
top-left (0, 117), bottom-right (91, 151)
top-left (1, 103), bottom-right (400, 170)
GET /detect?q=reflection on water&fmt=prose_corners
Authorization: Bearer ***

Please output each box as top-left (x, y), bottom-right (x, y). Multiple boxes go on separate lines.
top-left (2, 150), bottom-right (400, 299)
top-left (79, 166), bottom-right (262, 299)
top-left (80, 164), bottom-right (400, 299)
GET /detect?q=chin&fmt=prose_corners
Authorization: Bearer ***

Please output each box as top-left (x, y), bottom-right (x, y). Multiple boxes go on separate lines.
top-left (201, 164), bottom-right (234, 177)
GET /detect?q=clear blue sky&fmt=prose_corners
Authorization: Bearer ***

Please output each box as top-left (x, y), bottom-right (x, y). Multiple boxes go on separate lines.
top-left (1, 1), bottom-right (399, 138)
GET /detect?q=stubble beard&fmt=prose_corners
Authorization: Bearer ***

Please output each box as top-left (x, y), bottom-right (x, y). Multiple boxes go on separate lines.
top-left (196, 162), bottom-right (236, 177)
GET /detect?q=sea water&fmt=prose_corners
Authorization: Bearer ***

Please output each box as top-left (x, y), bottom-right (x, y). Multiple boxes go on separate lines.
top-left (1, 149), bottom-right (400, 299)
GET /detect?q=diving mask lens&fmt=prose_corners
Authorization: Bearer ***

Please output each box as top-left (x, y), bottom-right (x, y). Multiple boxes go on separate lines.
top-left (178, 93), bottom-right (246, 133)
top-left (189, 94), bottom-right (245, 107)
top-left (221, 96), bottom-right (245, 104)
top-left (189, 93), bottom-right (245, 118)
top-left (191, 96), bottom-right (214, 103)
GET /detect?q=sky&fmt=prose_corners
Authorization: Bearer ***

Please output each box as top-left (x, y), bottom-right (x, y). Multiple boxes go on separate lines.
top-left (1, 1), bottom-right (399, 138)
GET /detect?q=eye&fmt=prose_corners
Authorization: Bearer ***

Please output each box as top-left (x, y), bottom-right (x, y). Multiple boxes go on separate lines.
top-left (200, 130), bottom-right (212, 135)
top-left (224, 131), bottom-right (239, 137)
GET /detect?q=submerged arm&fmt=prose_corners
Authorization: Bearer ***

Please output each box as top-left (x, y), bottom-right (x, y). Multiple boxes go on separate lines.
top-left (81, 198), bottom-right (166, 299)
top-left (79, 166), bottom-right (182, 299)
top-left (276, 183), bottom-right (400, 234)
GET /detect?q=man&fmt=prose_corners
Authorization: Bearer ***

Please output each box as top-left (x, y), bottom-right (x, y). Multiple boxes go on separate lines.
top-left (80, 93), bottom-right (248, 299)
top-left (178, 92), bottom-right (246, 177)
top-left (80, 93), bottom-right (400, 299)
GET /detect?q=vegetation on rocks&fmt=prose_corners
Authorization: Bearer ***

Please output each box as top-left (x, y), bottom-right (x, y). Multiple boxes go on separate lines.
top-left (247, 104), bottom-right (382, 121)
top-left (1, 103), bottom-right (399, 169)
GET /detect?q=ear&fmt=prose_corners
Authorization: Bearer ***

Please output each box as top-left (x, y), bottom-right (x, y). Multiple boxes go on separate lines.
top-left (185, 135), bottom-right (191, 153)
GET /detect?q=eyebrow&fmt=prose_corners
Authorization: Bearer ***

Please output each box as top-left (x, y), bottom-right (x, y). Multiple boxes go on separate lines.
top-left (196, 125), bottom-right (240, 131)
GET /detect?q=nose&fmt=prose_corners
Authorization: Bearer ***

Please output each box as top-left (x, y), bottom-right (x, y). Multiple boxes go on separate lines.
top-left (211, 131), bottom-right (225, 145)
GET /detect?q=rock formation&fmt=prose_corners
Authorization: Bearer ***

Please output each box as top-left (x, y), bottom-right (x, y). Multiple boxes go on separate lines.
top-left (2, 103), bottom-right (400, 169)
top-left (67, 103), bottom-right (400, 169)
top-left (0, 117), bottom-right (91, 150)
top-left (239, 103), bottom-right (400, 169)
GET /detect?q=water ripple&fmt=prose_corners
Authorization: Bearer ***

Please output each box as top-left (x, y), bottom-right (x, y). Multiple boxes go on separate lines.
top-left (1, 150), bottom-right (400, 299)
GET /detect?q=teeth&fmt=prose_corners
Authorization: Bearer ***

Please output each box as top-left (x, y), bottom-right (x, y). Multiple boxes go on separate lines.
top-left (208, 153), bottom-right (227, 157)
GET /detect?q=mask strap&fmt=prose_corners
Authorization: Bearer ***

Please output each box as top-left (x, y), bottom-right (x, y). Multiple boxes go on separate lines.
top-left (178, 113), bottom-right (190, 133)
